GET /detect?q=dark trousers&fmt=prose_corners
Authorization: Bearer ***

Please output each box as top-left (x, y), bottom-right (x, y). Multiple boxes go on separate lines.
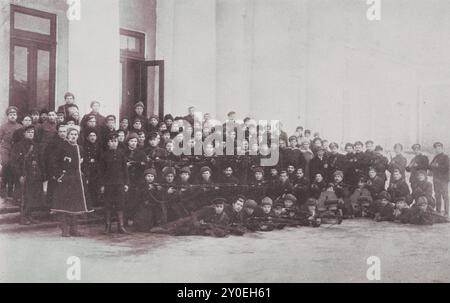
top-left (434, 179), bottom-right (449, 215)
top-left (87, 180), bottom-right (100, 207)
top-left (1, 163), bottom-right (15, 197)
top-left (46, 179), bottom-right (57, 207)
top-left (104, 185), bottom-right (125, 212)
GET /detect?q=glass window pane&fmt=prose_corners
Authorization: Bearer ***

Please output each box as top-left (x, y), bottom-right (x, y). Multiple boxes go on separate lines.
top-left (146, 66), bottom-right (159, 116)
top-left (36, 50), bottom-right (50, 110)
top-left (12, 46), bottom-right (29, 112)
top-left (14, 46), bottom-right (28, 82)
top-left (14, 12), bottom-right (51, 35)
top-left (120, 34), bottom-right (140, 52)
top-left (127, 36), bottom-right (138, 51)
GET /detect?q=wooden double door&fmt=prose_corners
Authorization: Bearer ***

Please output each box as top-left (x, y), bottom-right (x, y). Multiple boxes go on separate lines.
top-left (120, 59), bottom-right (164, 120)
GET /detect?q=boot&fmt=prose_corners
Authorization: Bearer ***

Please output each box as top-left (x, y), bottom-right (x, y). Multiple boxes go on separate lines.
top-left (20, 215), bottom-right (31, 225)
top-left (117, 211), bottom-right (130, 234)
top-left (6, 181), bottom-right (14, 199)
top-left (60, 214), bottom-right (70, 237)
top-left (103, 210), bottom-right (112, 234)
top-left (29, 216), bottom-right (40, 224)
top-left (69, 215), bottom-right (83, 237)
top-left (0, 177), bottom-right (6, 198)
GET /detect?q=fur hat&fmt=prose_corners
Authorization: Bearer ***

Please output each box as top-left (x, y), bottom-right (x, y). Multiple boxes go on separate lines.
top-left (179, 167), bottom-right (191, 175)
top-left (162, 166), bottom-right (176, 177)
top-left (144, 168), bottom-right (157, 177)
top-left (284, 194), bottom-right (297, 203)
top-left (244, 199), bottom-right (257, 209)
top-left (126, 132), bottom-right (139, 142)
top-left (333, 170), bottom-right (344, 178)
top-left (261, 197), bottom-right (273, 206)
top-left (253, 167), bottom-right (264, 174)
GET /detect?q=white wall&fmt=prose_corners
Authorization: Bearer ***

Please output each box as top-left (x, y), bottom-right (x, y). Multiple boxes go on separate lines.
top-left (67, 0), bottom-right (121, 120)
top-left (2, 0), bottom-right (450, 151)
top-left (120, 0), bottom-right (156, 60)
top-left (216, 0), bottom-right (252, 119)
top-left (156, 0), bottom-right (217, 118)
top-left (156, 0), bottom-right (450, 150)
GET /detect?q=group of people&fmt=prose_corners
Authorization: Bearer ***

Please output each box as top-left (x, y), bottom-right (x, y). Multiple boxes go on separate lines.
top-left (0, 92), bottom-right (449, 238)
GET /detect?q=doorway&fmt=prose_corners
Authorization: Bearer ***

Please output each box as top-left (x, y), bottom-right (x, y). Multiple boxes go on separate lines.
top-left (120, 58), bottom-right (141, 119)
top-left (9, 5), bottom-right (56, 116)
top-left (120, 29), bottom-right (164, 120)
top-left (120, 59), bottom-right (164, 120)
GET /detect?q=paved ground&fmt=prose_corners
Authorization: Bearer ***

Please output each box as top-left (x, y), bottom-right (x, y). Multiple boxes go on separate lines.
top-left (1, 219), bottom-right (449, 283)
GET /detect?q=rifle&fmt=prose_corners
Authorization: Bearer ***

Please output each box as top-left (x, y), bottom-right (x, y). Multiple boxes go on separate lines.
top-left (272, 212), bottom-right (320, 227)
top-left (198, 222), bottom-right (246, 236)
top-left (318, 201), bottom-right (343, 224)
top-left (245, 216), bottom-right (282, 231)
top-left (126, 160), bottom-right (146, 166)
top-left (152, 182), bottom-right (262, 192)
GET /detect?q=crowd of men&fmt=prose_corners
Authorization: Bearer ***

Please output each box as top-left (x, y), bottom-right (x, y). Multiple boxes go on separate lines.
top-left (0, 92), bottom-right (449, 237)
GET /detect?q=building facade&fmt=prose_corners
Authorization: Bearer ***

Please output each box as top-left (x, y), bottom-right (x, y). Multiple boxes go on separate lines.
top-left (1, 0), bottom-right (449, 150)
top-left (1, 0), bottom-right (158, 123)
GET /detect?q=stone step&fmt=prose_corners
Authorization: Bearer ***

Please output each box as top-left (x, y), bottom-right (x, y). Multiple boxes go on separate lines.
top-left (0, 216), bottom-right (103, 233)
top-left (0, 211), bottom-right (53, 225)
top-left (0, 206), bottom-right (105, 223)
top-left (0, 207), bottom-right (106, 233)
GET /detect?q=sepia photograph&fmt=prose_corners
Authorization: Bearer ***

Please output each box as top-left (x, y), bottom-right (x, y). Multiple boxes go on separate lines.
top-left (0, 0), bottom-right (449, 287)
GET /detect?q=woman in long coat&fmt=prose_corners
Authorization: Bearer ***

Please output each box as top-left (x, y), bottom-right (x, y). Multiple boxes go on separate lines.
top-left (51, 127), bottom-right (93, 237)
